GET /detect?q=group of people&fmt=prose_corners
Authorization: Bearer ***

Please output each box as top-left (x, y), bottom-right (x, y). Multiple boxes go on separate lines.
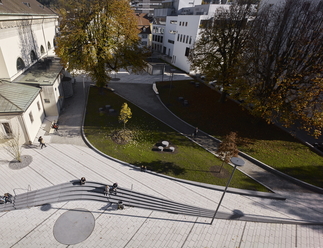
top-left (104, 182), bottom-right (118, 196)
top-left (0, 193), bottom-right (13, 204)
top-left (35, 122), bottom-right (59, 149)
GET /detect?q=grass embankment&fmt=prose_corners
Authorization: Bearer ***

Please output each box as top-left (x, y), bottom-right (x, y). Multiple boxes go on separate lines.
top-left (157, 80), bottom-right (323, 188)
top-left (84, 86), bottom-right (269, 191)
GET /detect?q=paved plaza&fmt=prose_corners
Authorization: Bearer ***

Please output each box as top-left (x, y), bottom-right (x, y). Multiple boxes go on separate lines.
top-left (0, 70), bottom-right (323, 247)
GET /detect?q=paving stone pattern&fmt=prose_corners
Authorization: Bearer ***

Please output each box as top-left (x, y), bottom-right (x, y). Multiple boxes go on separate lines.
top-left (0, 70), bottom-right (322, 247)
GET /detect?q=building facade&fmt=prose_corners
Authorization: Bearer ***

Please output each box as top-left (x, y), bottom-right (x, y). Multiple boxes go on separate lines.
top-left (0, 0), bottom-right (60, 146)
top-left (152, 0), bottom-right (230, 73)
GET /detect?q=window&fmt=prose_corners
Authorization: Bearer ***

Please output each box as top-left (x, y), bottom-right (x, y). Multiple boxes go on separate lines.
top-left (189, 36), bottom-right (192, 44)
top-left (37, 101), bottom-right (41, 111)
top-left (180, 34), bottom-right (183, 42)
top-left (179, 22), bottom-right (182, 26)
top-left (44, 99), bottom-right (50, 103)
top-left (141, 41), bottom-right (147, 46)
top-left (16, 57), bottom-right (25, 71)
top-left (48, 41), bottom-right (51, 50)
top-left (170, 20), bottom-right (177, 24)
top-left (40, 45), bottom-right (45, 54)
top-left (23, 2), bottom-right (31, 7)
top-left (30, 50), bottom-right (36, 62)
top-left (186, 36), bottom-right (189, 43)
top-left (1, 123), bottom-right (12, 137)
top-left (185, 22), bottom-right (188, 26)
top-left (29, 111), bottom-right (34, 123)
top-left (177, 34), bottom-right (179, 41)
top-left (185, 47), bottom-right (190, 57)
top-left (141, 34), bottom-right (147, 39)
top-left (168, 39), bottom-right (174, 44)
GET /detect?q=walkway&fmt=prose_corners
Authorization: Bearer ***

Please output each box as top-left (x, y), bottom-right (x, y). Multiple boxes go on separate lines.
top-left (108, 82), bottom-right (320, 193)
top-left (0, 70), bottom-right (322, 247)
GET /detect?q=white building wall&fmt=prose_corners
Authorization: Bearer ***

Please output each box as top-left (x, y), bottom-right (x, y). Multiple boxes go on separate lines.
top-left (0, 115), bottom-right (25, 145)
top-left (172, 15), bottom-right (202, 73)
top-left (166, 4), bottom-right (229, 73)
top-left (152, 24), bottom-right (165, 52)
top-left (0, 16), bottom-right (58, 81)
top-left (164, 16), bottom-right (178, 57)
top-left (21, 94), bottom-right (45, 143)
top-left (41, 76), bottom-right (63, 117)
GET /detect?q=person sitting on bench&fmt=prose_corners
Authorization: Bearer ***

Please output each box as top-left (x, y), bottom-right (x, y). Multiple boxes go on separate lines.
top-left (52, 123), bottom-right (58, 131)
top-left (109, 182), bottom-right (118, 195)
top-left (4, 193), bottom-right (12, 203)
top-left (117, 200), bottom-right (124, 210)
top-left (80, 177), bottom-right (86, 185)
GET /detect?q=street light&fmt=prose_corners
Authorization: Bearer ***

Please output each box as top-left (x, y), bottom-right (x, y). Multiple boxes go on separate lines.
top-left (82, 75), bottom-right (86, 95)
top-left (161, 63), bottom-right (166, 82)
top-left (210, 156), bottom-right (245, 225)
top-left (168, 69), bottom-right (176, 102)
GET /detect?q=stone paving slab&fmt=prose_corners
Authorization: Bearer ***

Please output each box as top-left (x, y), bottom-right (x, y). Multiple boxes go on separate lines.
top-left (1, 70), bottom-right (323, 247)
top-left (1, 144), bottom-right (323, 247)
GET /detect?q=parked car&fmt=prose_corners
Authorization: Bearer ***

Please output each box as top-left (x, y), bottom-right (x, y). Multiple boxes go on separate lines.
top-left (208, 80), bottom-right (217, 87)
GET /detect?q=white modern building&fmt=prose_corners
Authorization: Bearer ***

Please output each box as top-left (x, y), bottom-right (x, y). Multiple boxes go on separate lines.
top-left (152, 0), bottom-right (230, 73)
top-left (0, 0), bottom-right (62, 146)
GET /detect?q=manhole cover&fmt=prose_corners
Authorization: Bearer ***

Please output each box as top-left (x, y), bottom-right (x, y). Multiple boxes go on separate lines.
top-left (9, 155), bottom-right (32, 170)
top-left (53, 208), bottom-right (95, 245)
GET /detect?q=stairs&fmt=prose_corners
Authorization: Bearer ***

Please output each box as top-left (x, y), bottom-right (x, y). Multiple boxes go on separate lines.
top-left (0, 181), bottom-right (214, 218)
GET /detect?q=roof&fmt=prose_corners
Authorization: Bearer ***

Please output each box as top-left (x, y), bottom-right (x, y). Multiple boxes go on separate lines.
top-left (14, 57), bottom-right (64, 86)
top-left (135, 13), bottom-right (151, 26)
top-left (0, 0), bottom-right (56, 16)
top-left (0, 81), bottom-right (40, 113)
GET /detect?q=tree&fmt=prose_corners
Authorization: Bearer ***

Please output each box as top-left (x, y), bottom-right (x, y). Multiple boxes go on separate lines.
top-left (216, 132), bottom-right (239, 172)
top-left (189, 1), bottom-right (256, 102)
top-left (119, 102), bottom-right (132, 129)
top-left (0, 129), bottom-right (22, 162)
top-left (55, 0), bottom-right (149, 88)
top-left (240, 0), bottom-right (323, 137)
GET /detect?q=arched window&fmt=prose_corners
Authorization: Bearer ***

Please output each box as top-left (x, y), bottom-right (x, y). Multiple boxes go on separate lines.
top-left (40, 45), bottom-right (45, 54)
top-left (30, 50), bottom-right (36, 62)
top-left (16, 57), bottom-right (25, 71)
top-left (48, 41), bottom-right (51, 50)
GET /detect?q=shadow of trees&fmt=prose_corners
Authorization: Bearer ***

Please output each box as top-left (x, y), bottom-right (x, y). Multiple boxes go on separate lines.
top-left (133, 160), bottom-right (186, 176)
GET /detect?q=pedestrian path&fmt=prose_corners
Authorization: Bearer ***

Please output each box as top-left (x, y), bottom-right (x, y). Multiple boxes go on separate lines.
top-left (0, 70), bottom-right (323, 247)
top-left (109, 82), bottom-right (320, 193)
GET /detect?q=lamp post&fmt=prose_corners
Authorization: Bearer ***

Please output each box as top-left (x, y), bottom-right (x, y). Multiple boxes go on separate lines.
top-left (168, 69), bottom-right (175, 102)
top-left (82, 75), bottom-right (85, 95)
top-left (161, 63), bottom-right (165, 82)
top-left (210, 156), bottom-right (245, 225)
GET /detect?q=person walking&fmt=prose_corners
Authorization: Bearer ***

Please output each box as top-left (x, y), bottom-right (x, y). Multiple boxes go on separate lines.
top-left (38, 136), bottom-right (42, 147)
top-left (39, 136), bottom-right (47, 149)
top-left (193, 127), bottom-right (199, 138)
top-left (104, 185), bottom-right (109, 196)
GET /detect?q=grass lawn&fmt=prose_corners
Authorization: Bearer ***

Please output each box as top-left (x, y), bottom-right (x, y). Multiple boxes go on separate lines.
top-left (156, 80), bottom-right (323, 188)
top-left (84, 86), bottom-right (269, 191)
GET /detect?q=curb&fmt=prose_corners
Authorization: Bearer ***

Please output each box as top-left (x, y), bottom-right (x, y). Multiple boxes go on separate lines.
top-left (81, 84), bottom-right (284, 200)
top-left (153, 82), bottom-right (323, 195)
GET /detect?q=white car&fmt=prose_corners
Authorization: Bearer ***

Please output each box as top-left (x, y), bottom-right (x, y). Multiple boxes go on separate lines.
top-left (208, 80), bottom-right (217, 87)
